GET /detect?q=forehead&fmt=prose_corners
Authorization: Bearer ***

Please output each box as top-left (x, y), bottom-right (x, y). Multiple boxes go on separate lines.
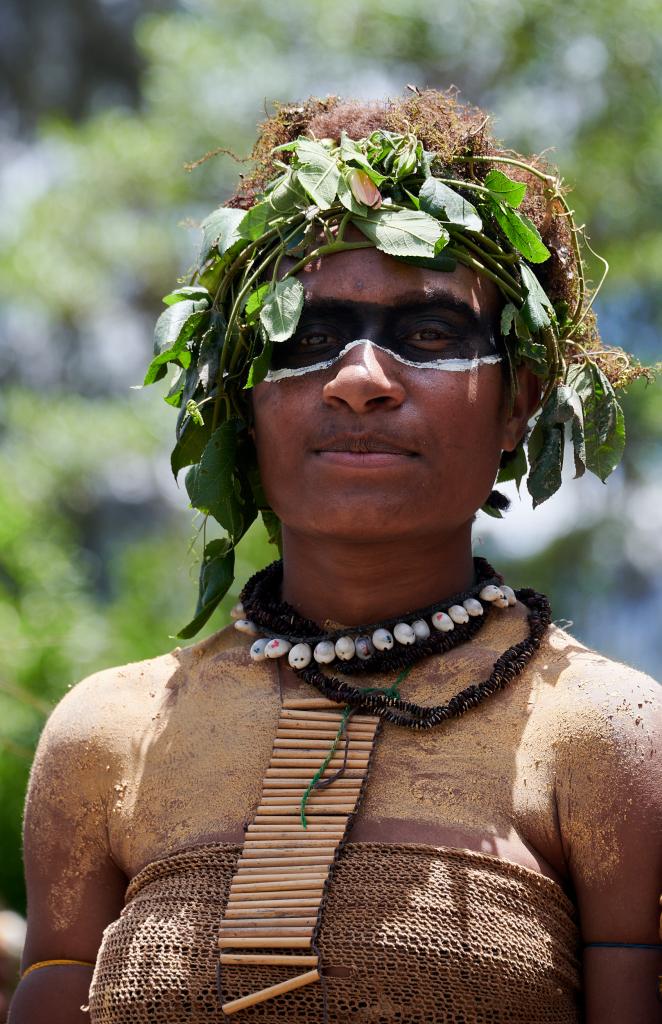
top-left (285, 243), bottom-right (500, 318)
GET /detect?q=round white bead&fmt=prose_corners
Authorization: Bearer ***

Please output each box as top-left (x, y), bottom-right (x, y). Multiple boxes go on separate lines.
top-left (313, 640), bottom-right (336, 664)
top-left (372, 628), bottom-right (394, 651)
top-left (393, 622), bottom-right (416, 645)
top-left (411, 619), bottom-right (430, 640)
top-left (234, 618), bottom-right (260, 636)
top-left (249, 638), bottom-right (269, 662)
top-left (288, 643), bottom-right (312, 669)
top-left (335, 636), bottom-right (356, 661)
top-left (448, 604), bottom-right (469, 624)
top-left (431, 611), bottom-right (454, 632)
top-left (230, 602), bottom-right (245, 621)
top-left (355, 635), bottom-right (374, 660)
top-left (479, 585), bottom-right (504, 603)
top-left (264, 638), bottom-right (292, 659)
top-left (501, 585), bottom-right (517, 606)
top-left (463, 598), bottom-right (484, 617)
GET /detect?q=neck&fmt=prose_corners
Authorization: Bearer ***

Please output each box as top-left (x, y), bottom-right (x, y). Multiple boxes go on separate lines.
top-left (280, 523), bottom-right (476, 626)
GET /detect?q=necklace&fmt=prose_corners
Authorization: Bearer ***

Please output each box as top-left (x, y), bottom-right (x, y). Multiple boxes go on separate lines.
top-left (233, 557), bottom-right (551, 728)
top-left (216, 558), bottom-right (552, 1017)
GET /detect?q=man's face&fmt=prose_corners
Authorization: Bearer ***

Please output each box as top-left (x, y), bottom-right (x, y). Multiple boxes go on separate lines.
top-left (251, 244), bottom-right (521, 545)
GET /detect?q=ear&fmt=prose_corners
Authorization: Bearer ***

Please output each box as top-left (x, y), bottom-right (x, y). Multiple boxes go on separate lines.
top-left (501, 364), bottom-right (543, 452)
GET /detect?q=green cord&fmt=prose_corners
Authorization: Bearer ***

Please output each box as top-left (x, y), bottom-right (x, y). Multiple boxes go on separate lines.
top-left (299, 665), bottom-right (413, 828)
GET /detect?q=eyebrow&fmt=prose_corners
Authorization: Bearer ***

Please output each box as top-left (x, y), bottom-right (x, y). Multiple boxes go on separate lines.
top-left (299, 294), bottom-right (492, 332)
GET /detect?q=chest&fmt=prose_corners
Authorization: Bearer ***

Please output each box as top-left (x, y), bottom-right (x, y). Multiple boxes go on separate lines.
top-left (107, 652), bottom-right (567, 885)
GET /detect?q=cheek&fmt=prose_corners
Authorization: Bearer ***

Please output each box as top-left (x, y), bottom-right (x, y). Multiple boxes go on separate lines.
top-left (251, 381), bottom-right (311, 512)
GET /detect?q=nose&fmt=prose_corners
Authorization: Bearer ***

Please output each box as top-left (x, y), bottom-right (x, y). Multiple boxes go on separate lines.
top-left (322, 341), bottom-right (406, 414)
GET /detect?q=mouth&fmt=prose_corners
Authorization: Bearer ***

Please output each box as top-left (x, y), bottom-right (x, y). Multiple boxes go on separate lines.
top-left (313, 435), bottom-right (418, 467)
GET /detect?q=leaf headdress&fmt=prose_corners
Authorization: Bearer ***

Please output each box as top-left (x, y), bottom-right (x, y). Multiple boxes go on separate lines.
top-left (145, 112), bottom-right (650, 637)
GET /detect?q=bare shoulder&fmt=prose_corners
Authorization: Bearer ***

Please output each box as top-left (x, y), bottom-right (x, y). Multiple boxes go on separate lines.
top-left (531, 623), bottom-right (661, 747)
top-left (529, 626), bottom-right (662, 904)
top-left (39, 622), bottom-right (245, 755)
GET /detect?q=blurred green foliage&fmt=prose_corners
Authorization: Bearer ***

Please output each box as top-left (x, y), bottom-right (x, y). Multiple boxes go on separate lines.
top-left (1, 0), bottom-right (660, 918)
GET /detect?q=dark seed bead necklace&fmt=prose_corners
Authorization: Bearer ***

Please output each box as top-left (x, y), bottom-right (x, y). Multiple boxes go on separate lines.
top-left (240, 558), bottom-right (552, 729)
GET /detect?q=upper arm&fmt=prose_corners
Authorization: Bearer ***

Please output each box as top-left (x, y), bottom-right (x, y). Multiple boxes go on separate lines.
top-left (554, 661), bottom-right (662, 1022)
top-left (10, 675), bottom-right (128, 1022)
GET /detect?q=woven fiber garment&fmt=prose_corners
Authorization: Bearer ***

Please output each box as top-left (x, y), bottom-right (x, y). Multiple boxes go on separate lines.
top-left (87, 841), bottom-right (581, 1023)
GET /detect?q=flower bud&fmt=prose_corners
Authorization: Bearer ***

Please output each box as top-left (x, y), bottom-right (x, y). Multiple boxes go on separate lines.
top-left (348, 169), bottom-right (382, 209)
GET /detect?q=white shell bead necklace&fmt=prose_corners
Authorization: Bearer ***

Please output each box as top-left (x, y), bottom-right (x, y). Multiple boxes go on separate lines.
top-left (230, 579), bottom-right (517, 668)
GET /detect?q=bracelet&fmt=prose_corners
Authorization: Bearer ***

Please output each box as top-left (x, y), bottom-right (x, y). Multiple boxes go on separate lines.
top-left (583, 942), bottom-right (662, 950)
top-left (21, 958), bottom-right (95, 980)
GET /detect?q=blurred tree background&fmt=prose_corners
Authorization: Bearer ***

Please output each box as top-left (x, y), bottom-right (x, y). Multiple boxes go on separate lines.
top-left (1, 0), bottom-right (660, 925)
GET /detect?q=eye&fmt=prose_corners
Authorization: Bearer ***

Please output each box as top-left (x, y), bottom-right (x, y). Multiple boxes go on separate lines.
top-left (297, 332), bottom-right (337, 349)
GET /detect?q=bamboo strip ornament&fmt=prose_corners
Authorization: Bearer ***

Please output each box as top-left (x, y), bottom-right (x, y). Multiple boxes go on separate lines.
top-left (220, 954), bottom-right (318, 967)
top-left (220, 926), bottom-right (314, 938)
top-left (243, 831), bottom-right (344, 840)
top-left (221, 969), bottom-right (321, 1015)
top-left (277, 713), bottom-right (375, 724)
top-left (253, 815), bottom-right (351, 824)
top-left (228, 893), bottom-right (325, 905)
top-left (243, 840), bottom-right (342, 849)
top-left (225, 901), bottom-right (323, 909)
top-left (221, 917), bottom-right (319, 925)
top-left (218, 937), bottom-right (313, 949)
top-left (244, 819), bottom-right (348, 827)
top-left (272, 738), bottom-right (373, 749)
top-left (276, 728), bottom-right (376, 739)
top-left (236, 856), bottom-right (334, 869)
top-left (217, 699), bottom-right (379, 1014)
top-left (268, 760), bottom-right (368, 770)
top-left (221, 921), bottom-right (317, 929)
top-left (228, 887), bottom-right (327, 900)
top-left (261, 779), bottom-right (361, 788)
top-left (255, 804), bottom-right (355, 814)
top-left (226, 899), bottom-right (322, 910)
top-left (241, 847), bottom-right (336, 858)
top-left (232, 866), bottom-right (331, 876)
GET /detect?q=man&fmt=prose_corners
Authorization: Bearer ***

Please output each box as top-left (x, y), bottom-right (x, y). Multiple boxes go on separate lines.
top-left (11, 90), bottom-right (661, 1023)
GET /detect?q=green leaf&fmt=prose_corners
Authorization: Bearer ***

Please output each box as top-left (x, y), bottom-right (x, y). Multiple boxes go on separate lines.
top-left (163, 286), bottom-right (211, 306)
top-left (295, 139), bottom-right (341, 209)
top-left (144, 300), bottom-right (209, 385)
top-left (199, 207), bottom-right (246, 261)
top-left (491, 202), bottom-right (550, 263)
top-left (245, 283), bottom-right (270, 320)
top-left (178, 539), bottom-right (235, 639)
top-left (185, 422), bottom-right (245, 541)
top-left (500, 301), bottom-right (547, 374)
top-left (197, 313), bottom-right (224, 394)
top-left (497, 443), bottom-right (528, 491)
top-left (245, 337), bottom-right (273, 388)
top-left (267, 169), bottom-right (306, 216)
top-left (394, 253), bottom-right (457, 272)
top-left (352, 208), bottom-right (446, 258)
top-left (567, 362), bottom-right (626, 481)
top-left (485, 169), bottom-right (527, 208)
top-left (526, 384), bottom-right (587, 505)
top-left (520, 265), bottom-right (554, 332)
top-left (261, 510), bottom-right (282, 550)
top-left (259, 278), bottom-right (305, 342)
top-left (170, 415), bottom-right (212, 478)
top-left (238, 201), bottom-right (280, 241)
top-left (527, 420), bottom-right (564, 506)
top-left (419, 178), bottom-right (482, 231)
top-left (164, 365), bottom-right (187, 407)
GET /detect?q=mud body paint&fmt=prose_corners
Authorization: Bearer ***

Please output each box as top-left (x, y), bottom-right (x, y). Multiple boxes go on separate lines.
top-left (263, 339), bottom-right (502, 383)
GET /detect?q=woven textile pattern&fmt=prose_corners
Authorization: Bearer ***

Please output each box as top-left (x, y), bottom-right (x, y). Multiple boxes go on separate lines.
top-left (87, 842), bottom-right (581, 1023)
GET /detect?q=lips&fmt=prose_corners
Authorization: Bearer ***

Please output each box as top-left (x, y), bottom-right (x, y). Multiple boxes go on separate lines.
top-left (314, 434), bottom-right (417, 456)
